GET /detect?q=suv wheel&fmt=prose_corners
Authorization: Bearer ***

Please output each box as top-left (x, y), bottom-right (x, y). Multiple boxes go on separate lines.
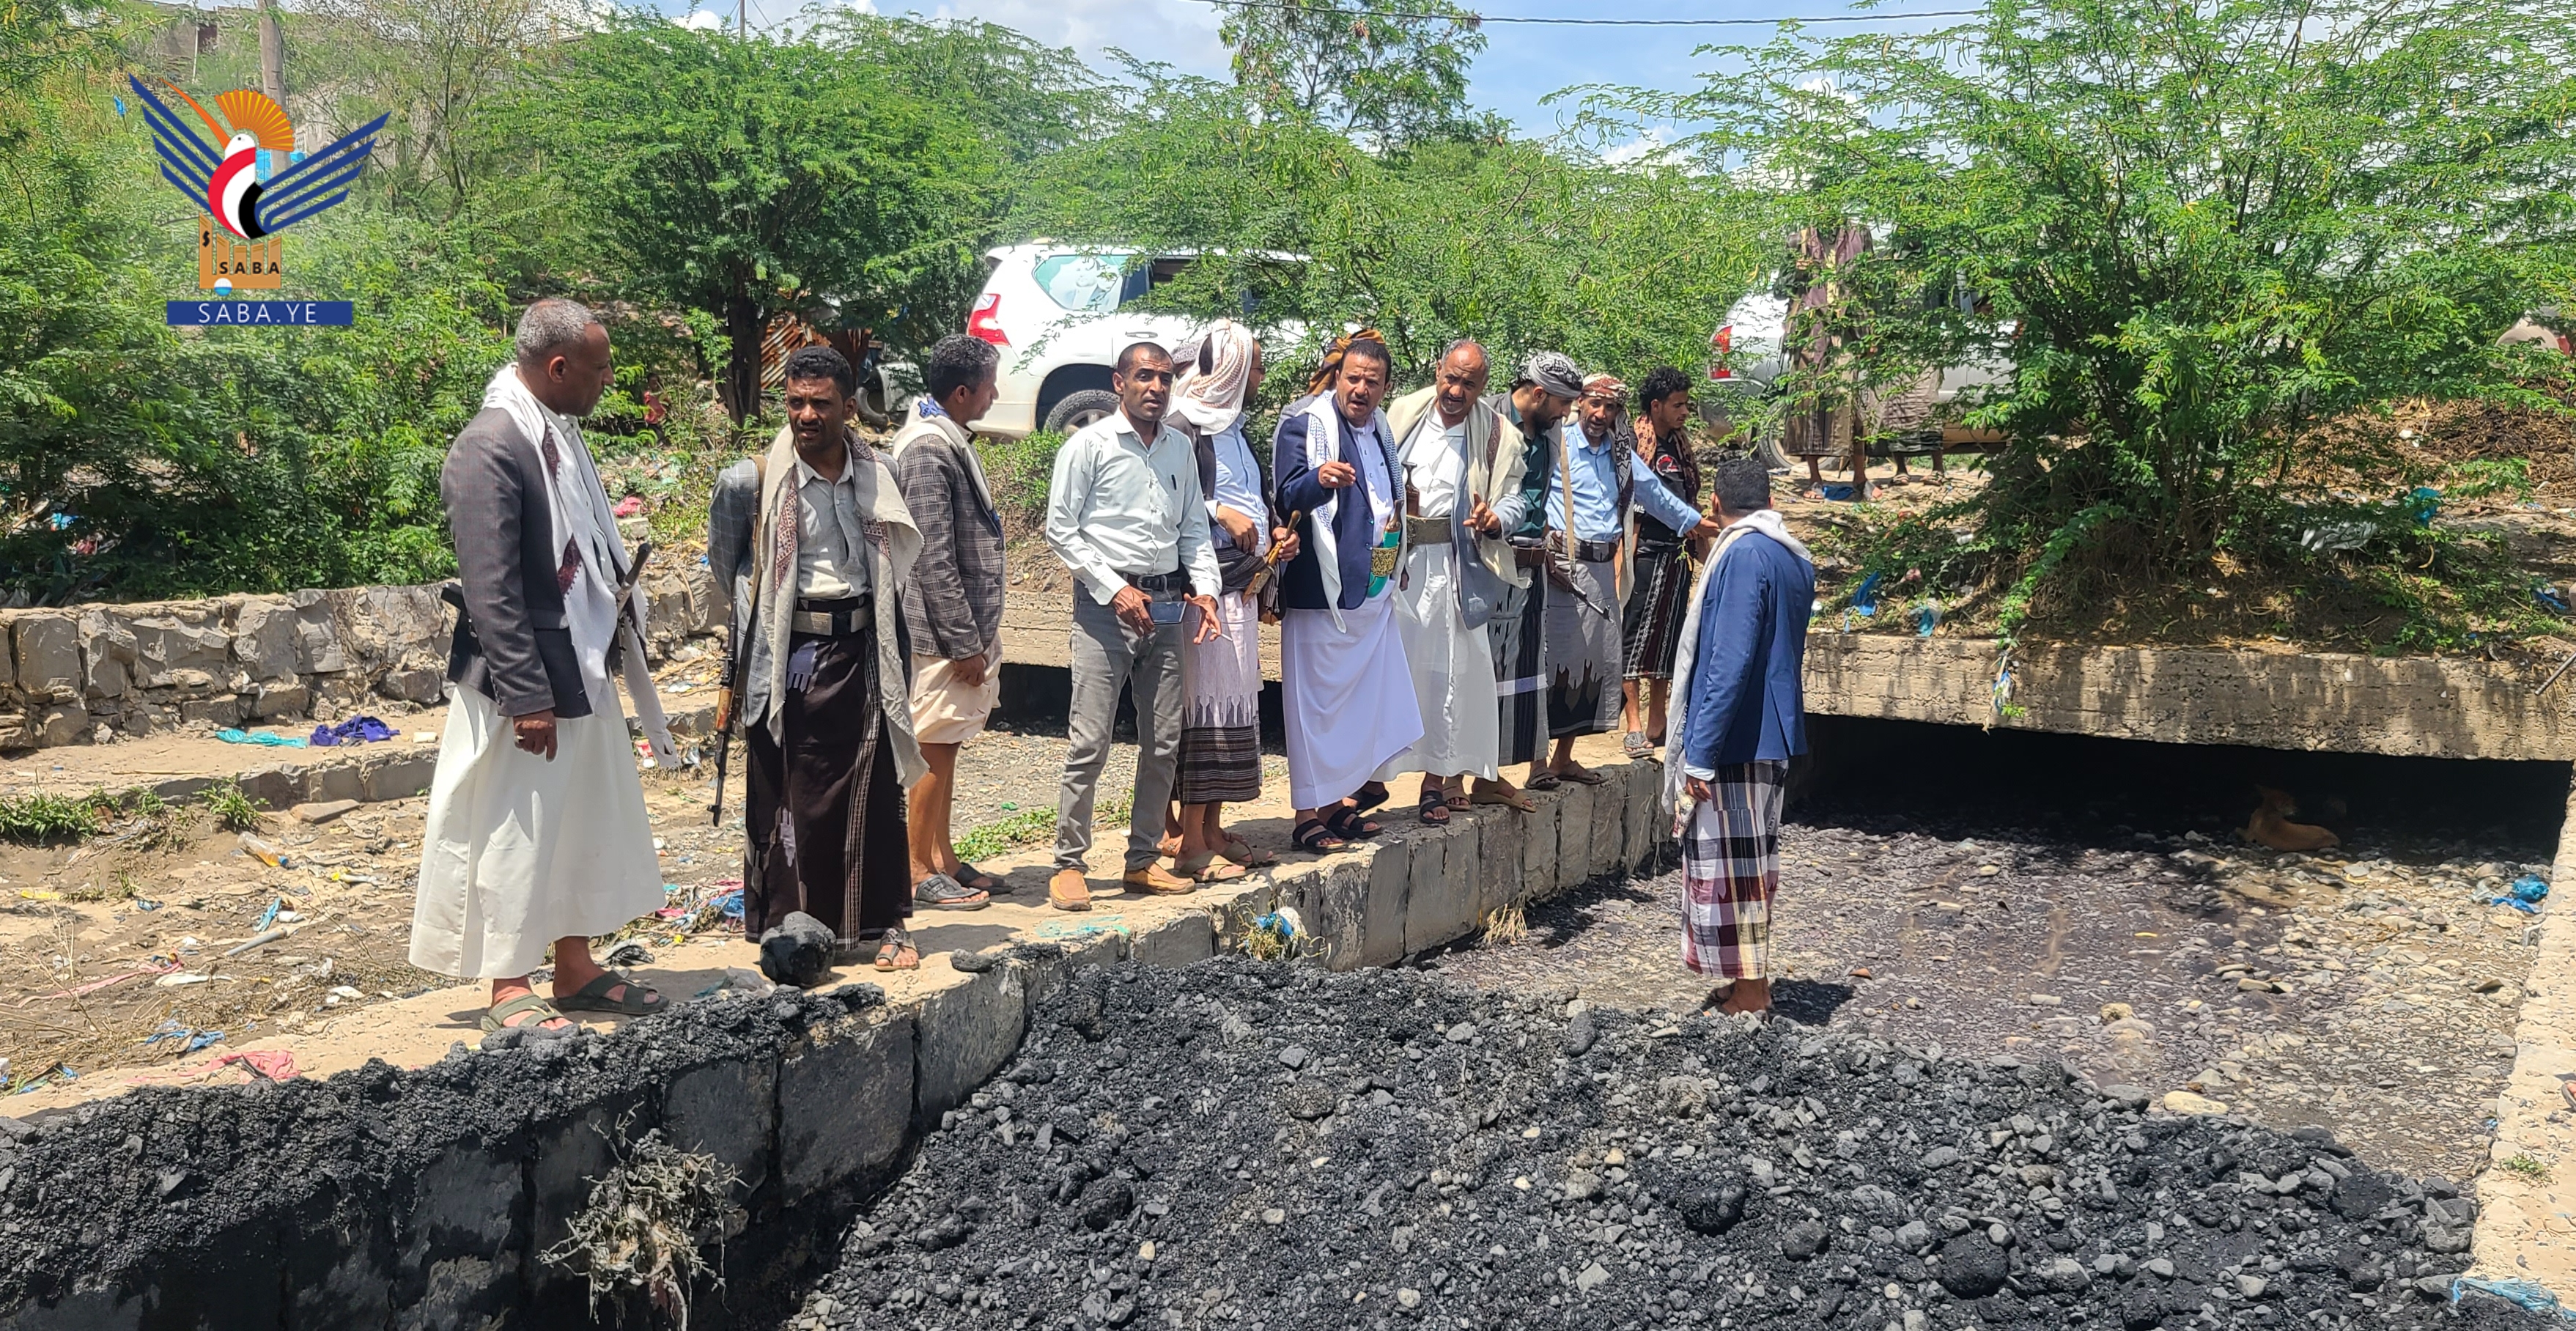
top-left (1044, 389), bottom-right (1121, 435)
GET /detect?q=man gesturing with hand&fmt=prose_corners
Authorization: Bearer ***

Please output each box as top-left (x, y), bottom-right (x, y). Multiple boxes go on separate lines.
top-left (1044, 341), bottom-right (1225, 911)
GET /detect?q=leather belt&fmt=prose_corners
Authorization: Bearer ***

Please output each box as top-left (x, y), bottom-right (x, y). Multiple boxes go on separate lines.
top-left (790, 597), bottom-right (872, 637)
top-left (1123, 570), bottom-right (1188, 594)
top-left (1548, 531), bottom-right (1620, 563)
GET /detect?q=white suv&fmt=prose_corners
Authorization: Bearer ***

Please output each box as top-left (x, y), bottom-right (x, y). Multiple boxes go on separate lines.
top-left (964, 243), bottom-right (1216, 439)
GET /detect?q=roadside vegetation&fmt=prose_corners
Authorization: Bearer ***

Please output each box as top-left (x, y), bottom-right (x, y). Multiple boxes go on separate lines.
top-left (6, 0), bottom-right (2572, 654)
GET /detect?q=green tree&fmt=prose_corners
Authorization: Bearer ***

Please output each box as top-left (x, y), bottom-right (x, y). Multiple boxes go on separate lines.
top-left (509, 18), bottom-right (995, 421)
top-left (1013, 69), bottom-right (1766, 390)
top-left (1601, 0), bottom-right (2576, 640)
top-left (1223, 0), bottom-right (1493, 147)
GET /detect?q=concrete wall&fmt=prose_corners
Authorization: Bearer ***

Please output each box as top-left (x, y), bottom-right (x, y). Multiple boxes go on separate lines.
top-left (1807, 635), bottom-right (2576, 763)
top-left (0, 762), bottom-right (1669, 1330)
top-left (0, 569), bottom-right (720, 751)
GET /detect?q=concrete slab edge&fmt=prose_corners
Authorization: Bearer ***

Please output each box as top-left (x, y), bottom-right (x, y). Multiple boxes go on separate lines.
top-left (2470, 770), bottom-right (2576, 1298)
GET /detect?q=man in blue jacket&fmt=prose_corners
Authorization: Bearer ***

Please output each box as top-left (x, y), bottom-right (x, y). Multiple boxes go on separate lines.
top-left (1272, 333), bottom-right (1424, 853)
top-left (1664, 458), bottom-right (1815, 1017)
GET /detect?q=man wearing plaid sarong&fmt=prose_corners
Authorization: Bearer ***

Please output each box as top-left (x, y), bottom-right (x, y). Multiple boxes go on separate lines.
top-left (1661, 459), bottom-right (1815, 1016)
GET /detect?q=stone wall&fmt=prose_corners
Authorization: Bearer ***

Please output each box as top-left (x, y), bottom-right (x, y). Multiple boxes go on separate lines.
top-left (0, 569), bottom-right (721, 751)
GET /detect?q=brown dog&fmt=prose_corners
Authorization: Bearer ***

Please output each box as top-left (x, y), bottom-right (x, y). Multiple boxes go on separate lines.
top-left (2244, 785), bottom-right (2341, 852)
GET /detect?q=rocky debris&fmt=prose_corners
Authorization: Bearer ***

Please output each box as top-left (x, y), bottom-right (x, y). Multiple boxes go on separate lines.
top-left (758, 911), bottom-right (835, 987)
top-left (1424, 813), bottom-right (2548, 1181)
top-left (805, 959), bottom-right (2542, 1330)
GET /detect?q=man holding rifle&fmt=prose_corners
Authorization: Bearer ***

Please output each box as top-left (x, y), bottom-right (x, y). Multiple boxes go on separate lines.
top-left (709, 344), bottom-right (931, 970)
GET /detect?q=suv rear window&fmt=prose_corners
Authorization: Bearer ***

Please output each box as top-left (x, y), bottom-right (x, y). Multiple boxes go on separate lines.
top-left (1033, 254), bottom-right (1132, 313)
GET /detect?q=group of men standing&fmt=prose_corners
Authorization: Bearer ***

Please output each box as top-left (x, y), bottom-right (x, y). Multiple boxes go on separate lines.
top-left (406, 304), bottom-right (1813, 1038)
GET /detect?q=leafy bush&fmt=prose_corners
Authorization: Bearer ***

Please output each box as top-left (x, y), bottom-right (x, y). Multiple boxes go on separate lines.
top-left (977, 430), bottom-right (1066, 537)
top-left (0, 792), bottom-right (102, 844)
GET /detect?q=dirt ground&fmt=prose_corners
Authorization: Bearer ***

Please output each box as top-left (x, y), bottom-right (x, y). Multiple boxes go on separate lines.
top-left (0, 713), bottom-right (1288, 1097)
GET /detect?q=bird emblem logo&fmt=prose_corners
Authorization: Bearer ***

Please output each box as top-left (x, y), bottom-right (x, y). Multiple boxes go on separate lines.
top-left (127, 76), bottom-right (385, 274)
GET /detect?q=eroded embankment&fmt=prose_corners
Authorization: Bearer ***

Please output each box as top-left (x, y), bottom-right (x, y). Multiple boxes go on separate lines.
top-left (795, 959), bottom-right (2542, 1331)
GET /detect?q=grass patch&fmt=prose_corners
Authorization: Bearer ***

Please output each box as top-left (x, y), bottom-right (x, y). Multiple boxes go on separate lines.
top-left (1481, 904), bottom-right (1528, 948)
top-left (202, 778), bottom-right (265, 832)
top-left (0, 791), bottom-right (102, 844)
top-left (2506, 1154), bottom-right (2553, 1180)
top-left (952, 794), bottom-right (1129, 864)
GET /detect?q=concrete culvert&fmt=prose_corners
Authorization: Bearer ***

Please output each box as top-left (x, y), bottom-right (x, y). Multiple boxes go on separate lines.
top-left (793, 958), bottom-right (2550, 1331)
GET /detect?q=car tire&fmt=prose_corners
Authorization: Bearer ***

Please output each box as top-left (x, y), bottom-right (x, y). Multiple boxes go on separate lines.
top-left (857, 373), bottom-right (893, 429)
top-left (1044, 388), bottom-right (1121, 436)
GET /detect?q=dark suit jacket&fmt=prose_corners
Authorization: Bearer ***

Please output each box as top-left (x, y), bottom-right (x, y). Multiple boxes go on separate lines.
top-left (440, 407), bottom-right (597, 719)
top-left (1272, 396), bottom-right (1391, 613)
top-left (1679, 528), bottom-right (1815, 768)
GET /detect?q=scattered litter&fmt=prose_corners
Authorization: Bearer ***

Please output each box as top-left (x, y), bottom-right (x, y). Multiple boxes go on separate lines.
top-left (239, 833), bottom-right (285, 868)
top-left (613, 494), bottom-right (646, 518)
top-left (2407, 486), bottom-right (2442, 526)
top-left (23, 959), bottom-right (180, 1003)
top-left (411, 731), bottom-right (436, 745)
top-left (215, 728), bottom-right (309, 748)
top-left (254, 896), bottom-right (284, 933)
top-left (605, 940), bottom-right (654, 967)
top-left (15, 889), bottom-right (59, 902)
top-left (1848, 572), bottom-right (1881, 617)
top-left (2450, 1275), bottom-right (2576, 1319)
top-left (2492, 874), bottom-right (2551, 913)
top-left (209, 1049), bottom-right (295, 1081)
top-left (154, 973), bottom-right (215, 987)
top-left (309, 715), bottom-right (396, 747)
top-left (2538, 584), bottom-right (2572, 615)
top-left (142, 1020), bottom-right (226, 1054)
top-left (1911, 600), bottom-right (1940, 638)
top-left (291, 799), bottom-right (362, 825)
top-left (8, 1062), bottom-right (74, 1094)
top-left (134, 899), bottom-right (161, 912)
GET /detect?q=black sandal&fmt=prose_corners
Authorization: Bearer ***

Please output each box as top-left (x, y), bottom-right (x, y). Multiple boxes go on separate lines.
top-left (1324, 805), bottom-right (1382, 841)
top-left (1351, 781), bottom-right (1390, 816)
top-left (1418, 789), bottom-right (1450, 825)
top-left (1292, 817), bottom-right (1348, 854)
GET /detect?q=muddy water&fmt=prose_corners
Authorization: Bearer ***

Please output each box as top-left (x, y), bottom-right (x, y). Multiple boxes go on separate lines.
top-left (1422, 813), bottom-right (2546, 1183)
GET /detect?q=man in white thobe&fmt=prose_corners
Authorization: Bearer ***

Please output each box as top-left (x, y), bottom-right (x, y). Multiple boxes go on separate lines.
top-left (1375, 340), bottom-right (1527, 824)
top-left (413, 299), bottom-right (673, 1038)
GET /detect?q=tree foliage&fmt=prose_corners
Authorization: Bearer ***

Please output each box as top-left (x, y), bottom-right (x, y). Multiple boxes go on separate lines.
top-left (1597, 0), bottom-right (2576, 641)
top-left (1014, 68), bottom-right (1767, 394)
top-left (1222, 0), bottom-right (1493, 147)
top-left (506, 17), bottom-right (999, 421)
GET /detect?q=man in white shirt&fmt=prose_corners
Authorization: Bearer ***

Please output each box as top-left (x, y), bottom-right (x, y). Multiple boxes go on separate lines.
top-left (1043, 342), bottom-right (1224, 911)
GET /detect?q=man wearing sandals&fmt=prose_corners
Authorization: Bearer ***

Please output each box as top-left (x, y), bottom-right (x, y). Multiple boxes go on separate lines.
top-left (1374, 340), bottom-right (1527, 827)
top-left (709, 345), bottom-right (930, 970)
top-left (413, 299), bottom-right (671, 1037)
top-left (892, 334), bottom-right (1008, 911)
top-left (1523, 372), bottom-right (1719, 794)
top-left (1043, 342), bottom-right (1226, 911)
top-left (1273, 333), bottom-right (1423, 853)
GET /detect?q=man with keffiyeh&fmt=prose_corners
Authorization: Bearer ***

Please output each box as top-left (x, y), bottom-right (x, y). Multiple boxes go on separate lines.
top-left (709, 344), bottom-right (929, 972)
top-left (413, 300), bottom-right (673, 1039)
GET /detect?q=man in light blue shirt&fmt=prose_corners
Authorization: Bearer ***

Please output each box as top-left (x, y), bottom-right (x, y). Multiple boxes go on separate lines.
top-left (1528, 371), bottom-right (1719, 789)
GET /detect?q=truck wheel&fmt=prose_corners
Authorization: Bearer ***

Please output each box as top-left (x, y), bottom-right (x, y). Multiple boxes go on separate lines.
top-left (1044, 389), bottom-right (1120, 435)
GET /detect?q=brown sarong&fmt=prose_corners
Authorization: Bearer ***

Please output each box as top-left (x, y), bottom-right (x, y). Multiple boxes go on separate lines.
top-left (742, 626), bottom-right (911, 942)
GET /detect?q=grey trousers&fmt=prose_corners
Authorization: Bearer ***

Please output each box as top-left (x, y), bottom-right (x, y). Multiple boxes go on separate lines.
top-left (1055, 591), bottom-right (1186, 872)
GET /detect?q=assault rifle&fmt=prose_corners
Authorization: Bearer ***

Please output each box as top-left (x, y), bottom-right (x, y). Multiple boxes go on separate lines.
top-left (708, 599), bottom-right (745, 827)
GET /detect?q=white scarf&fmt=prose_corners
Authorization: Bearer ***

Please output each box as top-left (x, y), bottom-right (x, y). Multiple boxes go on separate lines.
top-left (1293, 391), bottom-right (1400, 633)
top-left (1172, 320), bottom-right (1258, 437)
top-left (479, 365), bottom-right (675, 762)
top-left (1659, 508), bottom-right (1813, 827)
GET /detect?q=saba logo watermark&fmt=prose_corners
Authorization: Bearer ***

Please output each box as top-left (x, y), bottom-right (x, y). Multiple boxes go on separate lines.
top-left (127, 77), bottom-right (385, 325)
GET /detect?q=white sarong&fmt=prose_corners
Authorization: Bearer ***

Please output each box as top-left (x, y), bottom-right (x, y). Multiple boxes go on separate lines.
top-left (1377, 541), bottom-right (1499, 781)
top-left (1281, 591), bottom-right (1422, 809)
top-left (410, 682), bottom-right (663, 979)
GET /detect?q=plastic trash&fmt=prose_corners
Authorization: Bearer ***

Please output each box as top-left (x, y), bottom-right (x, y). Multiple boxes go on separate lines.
top-left (239, 833), bottom-right (285, 868)
top-left (2449, 1275), bottom-right (2576, 1319)
top-left (254, 896), bottom-right (284, 933)
top-left (2541, 585), bottom-right (2572, 615)
top-left (1849, 572), bottom-right (1882, 617)
top-left (309, 715), bottom-right (395, 747)
top-left (2512, 874), bottom-right (2550, 903)
top-left (613, 495), bottom-right (645, 518)
top-left (2407, 486), bottom-right (2442, 526)
top-left (1912, 600), bottom-right (1941, 638)
top-left (215, 728), bottom-right (309, 748)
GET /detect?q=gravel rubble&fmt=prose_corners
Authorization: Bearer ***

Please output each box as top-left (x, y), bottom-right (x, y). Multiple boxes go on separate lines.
top-left (789, 958), bottom-right (2545, 1331)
